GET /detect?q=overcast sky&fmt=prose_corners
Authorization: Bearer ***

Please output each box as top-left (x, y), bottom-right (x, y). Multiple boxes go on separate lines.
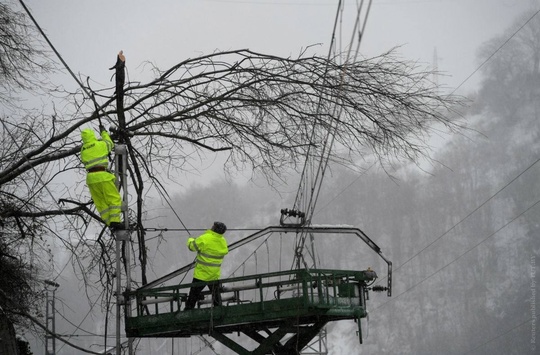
top-left (15, 0), bottom-right (535, 193)
top-left (22, 0), bottom-right (533, 95)
top-left (12, 2), bottom-right (538, 353)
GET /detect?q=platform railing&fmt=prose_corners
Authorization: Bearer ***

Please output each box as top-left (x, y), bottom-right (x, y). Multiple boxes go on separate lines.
top-left (128, 268), bottom-right (375, 319)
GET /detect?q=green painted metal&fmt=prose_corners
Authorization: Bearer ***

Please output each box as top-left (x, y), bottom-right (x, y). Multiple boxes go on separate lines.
top-left (139, 226), bottom-right (392, 298)
top-left (126, 268), bottom-right (375, 353)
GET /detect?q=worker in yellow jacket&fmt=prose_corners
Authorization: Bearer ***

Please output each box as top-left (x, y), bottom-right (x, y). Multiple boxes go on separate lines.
top-left (184, 222), bottom-right (229, 310)
top-left (80, 126), bottom-right (123, 230)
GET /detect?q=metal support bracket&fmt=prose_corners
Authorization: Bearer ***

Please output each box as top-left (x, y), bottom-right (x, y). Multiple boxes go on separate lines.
top-left (115, 230), bottom-right (130, 241)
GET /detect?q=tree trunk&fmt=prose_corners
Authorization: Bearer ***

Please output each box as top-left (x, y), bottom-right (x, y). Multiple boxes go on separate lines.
top-left (0, 313), bottom-right (18, 355)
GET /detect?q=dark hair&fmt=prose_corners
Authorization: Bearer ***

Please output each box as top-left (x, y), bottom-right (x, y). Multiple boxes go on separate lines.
top-left (212, 221), bottom-right (227, 234)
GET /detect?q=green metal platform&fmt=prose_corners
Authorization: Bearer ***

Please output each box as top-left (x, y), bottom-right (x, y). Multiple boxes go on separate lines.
top-left (126, 268), bottom-right (376, 354)
top-left (125, 226), bottom-right (392, 354)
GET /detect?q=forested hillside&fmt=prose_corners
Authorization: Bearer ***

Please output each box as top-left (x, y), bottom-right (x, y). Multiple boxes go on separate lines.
top-left (151, 9), bottom-right (539, 354)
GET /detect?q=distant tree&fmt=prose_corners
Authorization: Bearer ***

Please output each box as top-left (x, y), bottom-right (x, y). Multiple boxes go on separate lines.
top-left (477, 9), bottom-right (540, 117)
top-left (0, 235), bottom-right (42, 355)
top-left (0, 1), bottom-right (54, 352)
top-left (17, 337), bottom-right (34, 355)
top-left (0, 1), bottom-right (53, 106)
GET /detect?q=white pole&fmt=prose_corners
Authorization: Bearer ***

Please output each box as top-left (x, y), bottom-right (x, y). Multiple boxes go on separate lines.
top-left (114, 144), bottom-right (134, 355)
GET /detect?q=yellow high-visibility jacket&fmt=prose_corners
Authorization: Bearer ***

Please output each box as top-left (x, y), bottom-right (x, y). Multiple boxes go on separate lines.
top-left (80, 128), bottom-right (122, 225)
top-left (81, 128), bottom-right (114, 183)
top-left (187, 230), bottom-right (228, 281)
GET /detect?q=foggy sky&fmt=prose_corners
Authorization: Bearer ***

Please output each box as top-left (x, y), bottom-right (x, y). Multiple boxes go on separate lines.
top-left (10, 1), bottom-right (539, 354)
top-left (24, 0), bottom-right (531, 94)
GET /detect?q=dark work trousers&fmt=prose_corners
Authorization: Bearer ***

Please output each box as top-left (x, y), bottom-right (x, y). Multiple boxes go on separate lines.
top-left (184, 278), bottom-right (222, 310)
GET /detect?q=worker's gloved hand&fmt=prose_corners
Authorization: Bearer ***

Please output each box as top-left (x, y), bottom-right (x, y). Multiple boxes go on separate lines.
top-left (99, 124), bottom-right (107, 133)
top-left (109, 127), bottom-right (118, 140)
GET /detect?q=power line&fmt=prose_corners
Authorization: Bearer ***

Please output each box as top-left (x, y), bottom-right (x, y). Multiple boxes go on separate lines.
top-left (143, 227), bottom-right (262, 233)
top-left (462, 316), bottom-right (535, 354)
top-left (18, 0), bottom-right (108, 126)
top-left (452, 8), bottom-right (540, 95)
top-left (316, 7), bottom-right (540, 220)
top-left (313, 161), bottom-right (376, 217)
top-left (291, 0), bottom-right (373, 272)
top-left (0, 95), bottom-right (109, 355)
top-left (16, 4), bottom-right (190, 351)
top-left (300, 7), bottom-right (540, 351)
top-left (226, 232), bottom-right (274, 278)
top-left (374, 196), bottom-right (540, 310)
top-left (0, 142), bottom-right (119, 353)
top-left (56, 286), bottom-right (108, 352)
top-left (150, 182), bottom-right (192, 235)
top-left (376, 155), bottom-right (540, 286)
top-left (316, 8), bottom-right (540, 223)
top-left (0, 119), bottom-right (94, 253)
top-left (304, 0), bottom-right (372, 223)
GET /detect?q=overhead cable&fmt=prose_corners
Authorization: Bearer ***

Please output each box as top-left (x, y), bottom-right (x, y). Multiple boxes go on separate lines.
top-left (374, 197), bottom-right (540, 310)
top-left (378, 155), bottom-right (540, 285)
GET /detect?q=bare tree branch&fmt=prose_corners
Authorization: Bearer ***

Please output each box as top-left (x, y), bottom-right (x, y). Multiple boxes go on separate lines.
top-left (0, 40), bottom-right (464, 353)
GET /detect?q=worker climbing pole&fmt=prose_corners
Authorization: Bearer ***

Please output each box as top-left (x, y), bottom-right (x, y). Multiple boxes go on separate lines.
top-left (109, 50), bottom-right (134, 355)
top-left (19, 2), bottom-right (137, 351)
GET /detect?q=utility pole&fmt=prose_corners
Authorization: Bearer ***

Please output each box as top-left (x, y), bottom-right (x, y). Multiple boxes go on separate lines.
top-left (44, 280), bottom-right (60, 355)
top-left (114, 144), bottom-right (132, 355)
top-left (110, 50), bottom-right (133, 355)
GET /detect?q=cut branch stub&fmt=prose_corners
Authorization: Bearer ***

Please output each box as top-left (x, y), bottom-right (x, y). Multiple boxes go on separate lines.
top-left (110, 50), bottom-right (126, 140)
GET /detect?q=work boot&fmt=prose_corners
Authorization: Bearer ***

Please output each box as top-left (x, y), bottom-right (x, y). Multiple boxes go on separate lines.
top-left (109, 222), bottom-right (125, 231)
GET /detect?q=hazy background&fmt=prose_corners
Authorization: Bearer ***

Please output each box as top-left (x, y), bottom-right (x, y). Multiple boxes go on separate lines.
top-left (16, 0), bottom-right (539, 354)
top-left (25, 0), bottom-right (530, 92)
